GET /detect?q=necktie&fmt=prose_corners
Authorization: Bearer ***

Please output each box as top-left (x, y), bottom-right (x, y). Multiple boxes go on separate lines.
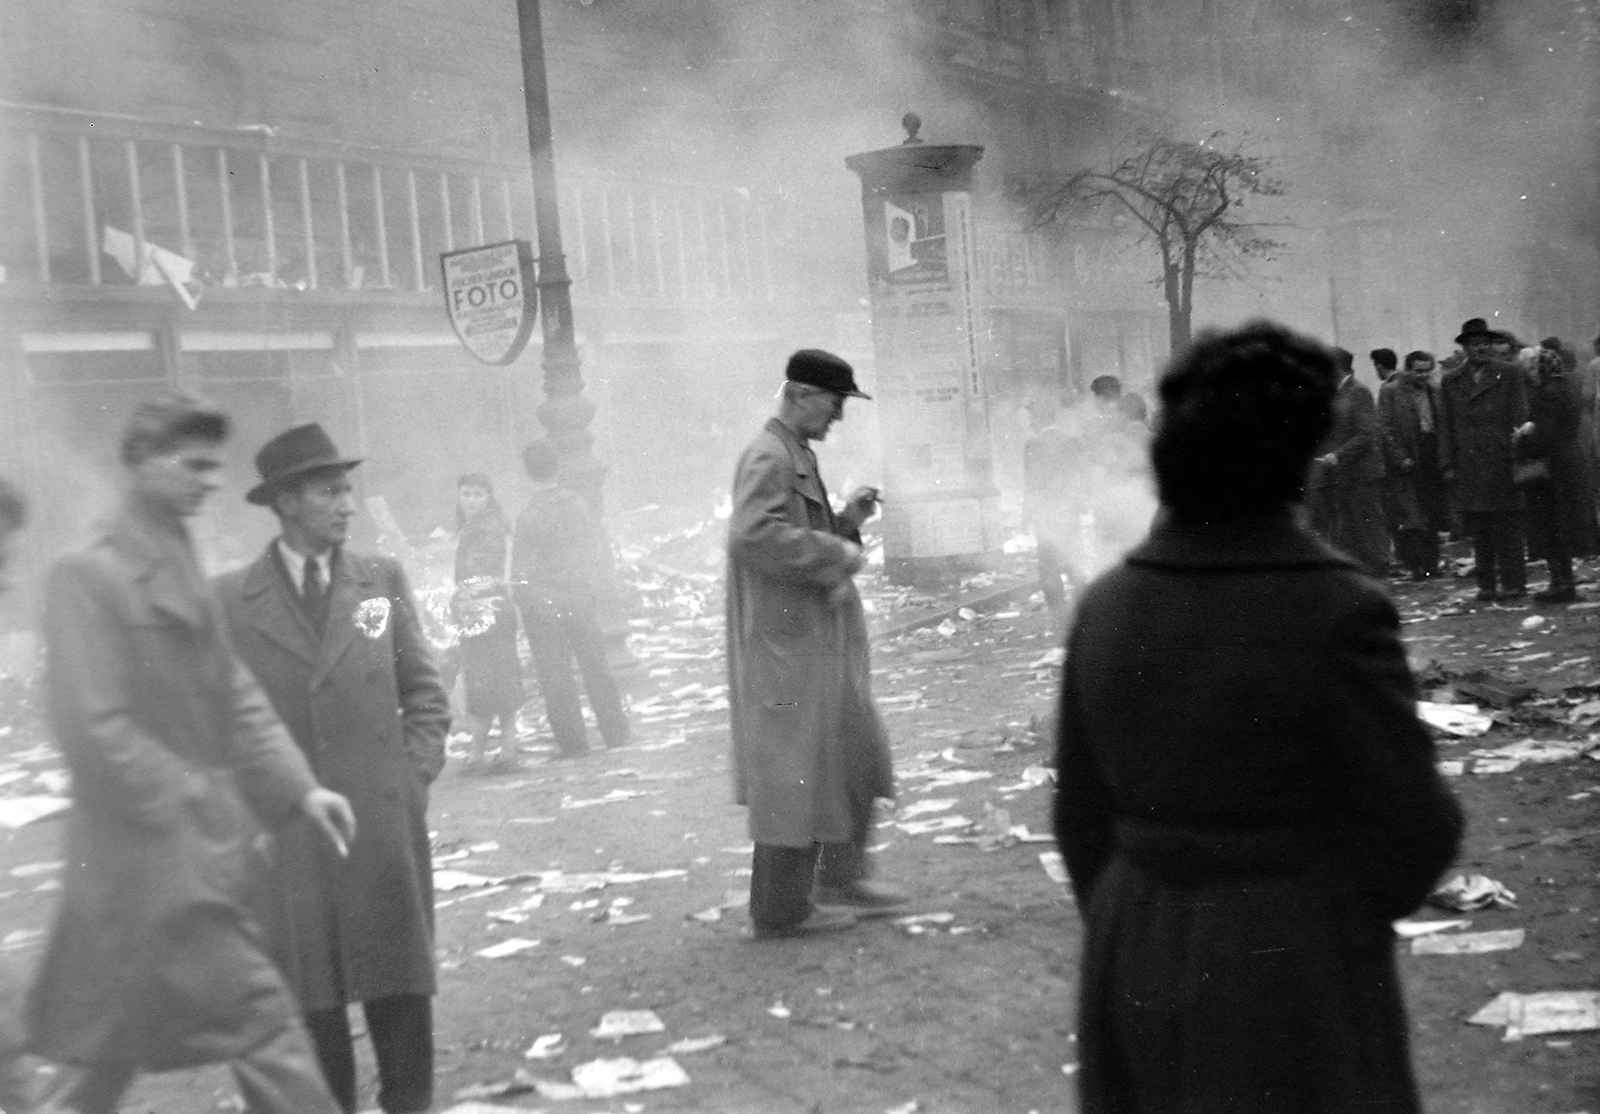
top-left (302, 557), bottom-right (326, 627)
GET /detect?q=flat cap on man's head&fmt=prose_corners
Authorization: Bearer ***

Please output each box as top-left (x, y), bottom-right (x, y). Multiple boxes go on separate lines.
top-left (786, 349), bottom-right (871, 399)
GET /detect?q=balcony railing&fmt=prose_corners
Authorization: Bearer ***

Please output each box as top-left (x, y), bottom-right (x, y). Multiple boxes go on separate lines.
top-left (0, 101), bottom-right (779, 307)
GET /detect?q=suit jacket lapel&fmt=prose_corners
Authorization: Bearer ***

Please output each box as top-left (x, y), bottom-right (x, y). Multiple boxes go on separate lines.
top-left (106, 507), bottom-right (207, 630)
top-left (236, 546), bottom-right (320, 667)
top-left (311, 550), bottom-right (369, 690)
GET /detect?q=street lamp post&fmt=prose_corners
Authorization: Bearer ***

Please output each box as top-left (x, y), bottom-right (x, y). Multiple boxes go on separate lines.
top-left (515, 0), bottom-right (605, 508)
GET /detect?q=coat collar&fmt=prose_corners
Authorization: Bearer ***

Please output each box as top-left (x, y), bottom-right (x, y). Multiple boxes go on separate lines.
top-left (103, 495), bottom-right (208, 629)
top-left (1125, 507), bottom-right (1358, 572)
top-left (764, 418), bottom-right (829, 507)
top-left (236, 542), bottom-right (378, 686)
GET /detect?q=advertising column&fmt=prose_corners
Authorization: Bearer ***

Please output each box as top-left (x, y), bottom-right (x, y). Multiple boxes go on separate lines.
top-left (846, 118), bottom-right (998, 585)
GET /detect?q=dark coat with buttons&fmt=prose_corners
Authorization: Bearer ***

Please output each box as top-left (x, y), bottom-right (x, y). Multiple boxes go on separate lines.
top-left (1054, 509), bottom-right (1462, 1114)
top-left (1438, 355), bottom-right (1530, 513)
top-left (216, 546), bottom-right (449, 1010)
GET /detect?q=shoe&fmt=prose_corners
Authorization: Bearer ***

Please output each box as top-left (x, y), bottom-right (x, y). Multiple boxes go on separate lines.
top-left (1497, 588), bottom-right (1528, 601)
top-left (484, 752), bottom-right (520, 773)
top-left (814, 881), bottom-right (910, 916)
top-left (1474, 588), bottom-right (1497, 602)
top-left (1534, 585), bottom-right (1577, 603)
top-left (750, 907), bottom-right (858, 940)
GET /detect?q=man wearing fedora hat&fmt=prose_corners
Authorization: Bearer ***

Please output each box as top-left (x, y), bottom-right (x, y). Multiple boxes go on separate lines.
top-left (216, 423), bottom-right (449, 1114)
top-left (726, 349), bottom-right (907, 939)
top-left (1439, 317), bottom-right (1531, 601)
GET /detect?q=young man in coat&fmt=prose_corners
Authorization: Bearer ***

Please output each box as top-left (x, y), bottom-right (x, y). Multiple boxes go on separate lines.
top-left (726, 349), bottom-right (906, 939)
top-left (1439, 318), bottom-right (1531, 601)
top-left (26, 396), bottom-right (355, 1114)
top-left (1310, 347), bottom-right (1388, 576)
top-left (1378, 351), bottom-right (1446, 578)
top-left (215, 423), bottom-right (450, 1114)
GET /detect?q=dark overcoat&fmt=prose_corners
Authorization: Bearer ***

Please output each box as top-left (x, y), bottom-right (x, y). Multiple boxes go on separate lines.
top-left (1377, 375), bottom-right (1441, 531)
top-left (1521, 369), bottom-right (1600, 558)
top-left (1054, 509), bottom-right (1462, 1114)
top-left (726, 418), bottom-right (893, 846)
top-left (216, 546), bottom-right (449, 1011)
top-left (1438, 355), bottom-right (1530, 513)
top-left (28, 500), bottom-right (319, 1071)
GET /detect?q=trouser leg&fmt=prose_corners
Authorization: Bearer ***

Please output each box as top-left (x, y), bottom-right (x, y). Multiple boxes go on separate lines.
top-left (566, 610), bottom-right (631, 748)
top-left (749, 844), bottom-right (820, 933)
top-left (364, 994), bottom-right (433, 1114)
top-left (231, 1020), bottom-right (344, 1114)
top-left (1495, 511), bottom-right (1527, 592)
top-left (1467, 512), bottom-right (1497, 592)
top-left (303, 1005), bottom-right (358, 1113)
top-left (1035, 539), bottom-right (1066, 617)
top-left (53, 1061), bottom-right (137, 1114)
top-left (816, 779), bottom-right (877, 890)
top-left (526, 620), bottom-right (589, 756)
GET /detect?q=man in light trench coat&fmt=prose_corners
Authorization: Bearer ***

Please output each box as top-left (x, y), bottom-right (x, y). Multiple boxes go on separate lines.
top-left (216, 423), bottom-right (449, 1114)
top-left (726, 349), bottom-right (907, 939)
top-left (25, 394), bottom-right (355, 1114)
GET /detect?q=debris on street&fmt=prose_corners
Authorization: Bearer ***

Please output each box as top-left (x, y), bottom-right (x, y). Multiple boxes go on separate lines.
top-left (1410, 928), bottom-right (1525, 955)
top-left (1468, 990), bottom-right (1600, 1040)
top-left (1429, 874), bottom-right (1518, 911)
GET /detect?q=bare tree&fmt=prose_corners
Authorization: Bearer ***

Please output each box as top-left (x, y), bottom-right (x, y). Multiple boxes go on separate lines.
top-left (1027, 130), bottom-right (1287, 352)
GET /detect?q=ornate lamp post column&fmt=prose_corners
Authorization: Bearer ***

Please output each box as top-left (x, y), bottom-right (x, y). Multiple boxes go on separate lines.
top-left (515, 0), bottom-right (606, 507)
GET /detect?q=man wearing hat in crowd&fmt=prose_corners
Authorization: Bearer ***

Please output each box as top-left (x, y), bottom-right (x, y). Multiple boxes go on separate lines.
top-left (725, 348), bottom-right (907, 939)
top-left (25, 395), bottom-right (356, 1114)
top-left (1439, 317), bottom-right (1531, 601)
top-left (215, 424), bottom-right (450, 1114)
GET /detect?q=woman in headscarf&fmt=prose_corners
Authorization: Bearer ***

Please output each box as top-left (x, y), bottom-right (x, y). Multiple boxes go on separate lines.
top-left (1054, 320), bottom-right (1462, 1114)
top-left (453, 472), bottom-right (525, 771)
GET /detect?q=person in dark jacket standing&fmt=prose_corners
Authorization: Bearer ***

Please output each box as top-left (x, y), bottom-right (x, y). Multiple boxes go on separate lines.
top-left (1379, 351), bottom-right (1446, 577)
top-left (1439, 317), bottom-right (1531, 601)
top-left (453, 472), bottom-right (525, 771)
top-left (1054, 321), bottom-right (1462, 1114)
top-left (30, 398), bottom-right (356, 1114)
top-left (1310, 347), bottom-right (1388, 575)
top-left (216, 423), bottom-right (450, 1114)
top-left (510, 439), bottom-right (630, 758)
top-left (1518, 344), bottom-right (1599, 602)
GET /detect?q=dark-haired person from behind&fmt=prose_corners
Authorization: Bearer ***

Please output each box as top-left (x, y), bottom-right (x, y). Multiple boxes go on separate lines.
top-left (510, 440), bottom-right (630, 758)
top-left (1053, 320), bottom-right (1462, 1114)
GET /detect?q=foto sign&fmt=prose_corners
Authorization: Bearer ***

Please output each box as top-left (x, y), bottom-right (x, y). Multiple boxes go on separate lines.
top-left (441, 240), bottom-right (537, 365)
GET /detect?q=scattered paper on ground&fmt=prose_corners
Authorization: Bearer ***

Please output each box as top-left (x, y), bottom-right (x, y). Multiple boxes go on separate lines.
top-left (1411, 928), bottom-right (1525, 955)
top-left (589, 1010), bottom-right (665, 1041)
top-left (1429, 873), bottom-right (1517, 911)
top-left (1393, 919), bottom-right (1472, 938)
top-left (476, 937), bottom-right (540, 959)
top-left (898, 815), bottom-right (973, 835)
top-left (664, 1034), bottom-right (726, 1054)
top-left (0, 797), bottom-right (71, 829)
top-left (1417, 702), bottom-right (1494, 737)
top-left (534, 1056), bottom-right (690, 1100)
top-left (1039, 851), bottom-right (1069, 886)
top-left (1468, 990), bottom-right (1600, 1040)
top-left (435, 869), bottom-right (499, 892)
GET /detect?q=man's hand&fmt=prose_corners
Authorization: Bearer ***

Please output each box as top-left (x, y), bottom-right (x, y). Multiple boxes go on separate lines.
top-left (838, 486), bottom-right (883, 529)
top-left (301, 787), bottom-right (356, 858)
top-left (1315, 453), bottom-right (1338, 468)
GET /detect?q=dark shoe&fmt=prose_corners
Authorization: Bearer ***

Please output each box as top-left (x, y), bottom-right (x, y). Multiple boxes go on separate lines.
top-left (750, 907), bottom-right (858, 940)
top-left (814, 881), bottom-right (910, 916)
top-left (1534, 585), bottom-right (1577, 603)
top-left (1497, 588), bottom-right (1528, 601)
top-left (1474, 588), bottom-right (1498, 602)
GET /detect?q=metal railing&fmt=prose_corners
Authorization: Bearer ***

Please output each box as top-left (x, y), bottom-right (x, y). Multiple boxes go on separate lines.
top-left (0, 101), bottom-right (780, 305)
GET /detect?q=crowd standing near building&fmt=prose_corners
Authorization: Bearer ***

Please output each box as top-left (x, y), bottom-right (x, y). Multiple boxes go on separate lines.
top-left (2, 319), bottom-right (1599, 1111)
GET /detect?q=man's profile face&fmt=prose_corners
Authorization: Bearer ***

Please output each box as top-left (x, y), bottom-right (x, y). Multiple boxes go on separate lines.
top-left (795, 387), bottom-right (845, 441)
top-left (131, 437), bottom-right (225, 518)
top-left (277, 469), bottom-right (357, 552)
top-left (1465, 336), bottom-right (1491, 358)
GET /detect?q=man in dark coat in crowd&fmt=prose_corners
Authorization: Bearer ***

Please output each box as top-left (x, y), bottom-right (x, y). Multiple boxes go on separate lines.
top-left (28, 397), bottom-right (355, 1114)
top-left (1054, 321), bottom-right (1462, 1114)
top-left (1439, 317), bottom-right (1531, 601)
top-left (510, 439), bottom-right (630, 757)
top-left (726, 349), bottom-right (905, 939)
top-left (1519, 343), bottom-right (1599, 602)
top-left (217, 423), bottom-right (450, 1114)
top-left (1309, 347), bottom-right (1388, 575)
top-left (1379, 350), bottom-right (1446, 577)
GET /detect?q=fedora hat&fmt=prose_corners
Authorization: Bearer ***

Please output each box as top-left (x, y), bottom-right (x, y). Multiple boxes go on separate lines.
top-left (1455, 317), bottom-right (1496, 344)
top-left (246, 423), bottom-right (362, 505)
top-left (786, 349), bottom-right (871, 400)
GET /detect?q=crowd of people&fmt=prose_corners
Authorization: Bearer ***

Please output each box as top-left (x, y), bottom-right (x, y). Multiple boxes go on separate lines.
top-left (0, 317), bottom-right (1591, 1112)
top-left (1307, 319), bottom-right (1600, 603)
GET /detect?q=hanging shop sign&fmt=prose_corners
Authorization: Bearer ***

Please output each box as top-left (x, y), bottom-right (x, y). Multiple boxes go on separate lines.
top-left (441, 240), bottom-right (537, 365)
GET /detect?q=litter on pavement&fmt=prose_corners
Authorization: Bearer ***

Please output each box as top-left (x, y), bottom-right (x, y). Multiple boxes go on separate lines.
top-left (475, 937), bottom-right (540, 959)
top-left (1468, 990), bottom-right (1600, 1040)
top-left (1039, 851), bottom-right (1070, 886)
top-left (1392, 919), bottom-right (1472, 937)
top-left (1416, 702), bottom-right (1494, 737)
top-left (0, 796), bottom-right (71, 829)
top-left (534, 1056), bottom-right (690, 1100)
top-left (1410, 928), bottom-right (1525, 955)
top-left (589, 1009), bottom-right (665, 1041)
top-left (1429, 874), bottom-right (1518, 911)
top-left (664, 1034), bottom-right (727, 1054)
